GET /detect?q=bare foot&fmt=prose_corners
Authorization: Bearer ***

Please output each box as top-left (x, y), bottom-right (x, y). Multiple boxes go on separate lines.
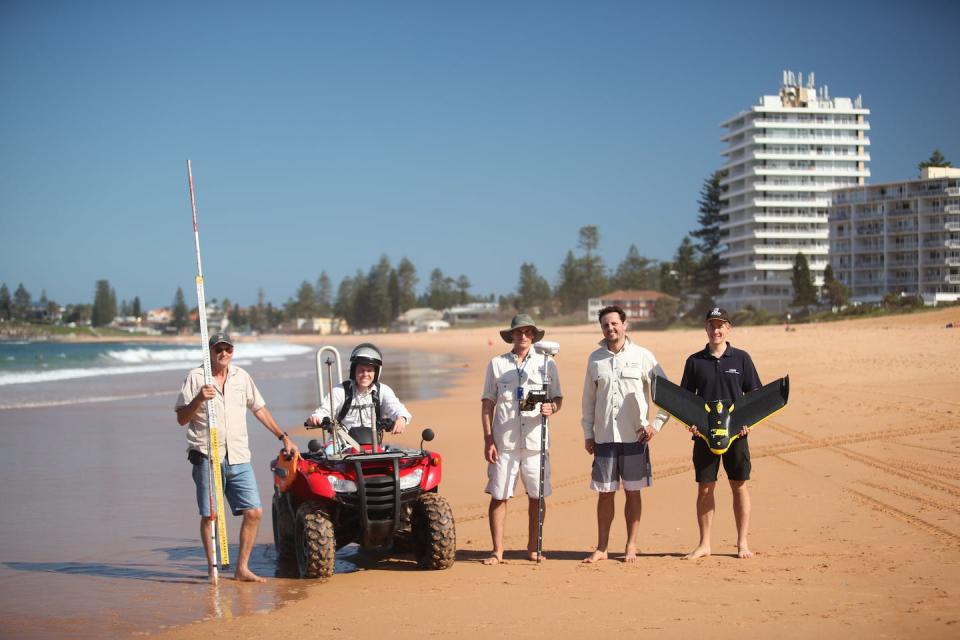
top-left (527, 550), bottom-right (546, 562)
top-left (234, 568), bottom-right (267, 583)
top-left (582, 550), bottom-right (608, 564)
top-left (684, 546), bottom-right (711, 560)
top-left (624, 547), bottom-right (639, 563)
top-left (482, 554), bottom-right (502, 566)
top-left (737, 545), bottom-right (754, 559)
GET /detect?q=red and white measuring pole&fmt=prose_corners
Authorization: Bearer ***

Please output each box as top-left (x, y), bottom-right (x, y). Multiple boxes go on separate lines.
top-left (187, 160), bottom-right (230, 582)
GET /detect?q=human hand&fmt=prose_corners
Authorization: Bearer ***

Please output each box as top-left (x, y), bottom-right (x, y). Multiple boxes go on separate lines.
top-left (484, 437), bottom-right (498, 464)
top-left (584, 438), bottom-right (595, 455)
top-left (196, 385), bottom-right (216, 403)
top-left (392, 417), bottom-right (407, 435)
top-left (640, 426), bottom-right (656, 443)
top-left (739, 425), bottom-right (752, 437)
top-left (306, 415), bottom-right (323, 427)
top-left (282, 437), bottom-right (299, 458)
top-left (540, 401), bottom-right (555, 417)
top-left (687, 423), bottom-right (700, 436)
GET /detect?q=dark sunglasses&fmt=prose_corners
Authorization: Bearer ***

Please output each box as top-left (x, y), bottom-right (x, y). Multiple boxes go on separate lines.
top-left (213, 345), bottom-right (234, 354)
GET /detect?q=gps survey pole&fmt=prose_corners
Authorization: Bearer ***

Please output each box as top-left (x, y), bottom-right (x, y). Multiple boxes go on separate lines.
top-left (533, 340), bottom-right (560, 564)
top-left (187, 160), bottom-right (230, 582)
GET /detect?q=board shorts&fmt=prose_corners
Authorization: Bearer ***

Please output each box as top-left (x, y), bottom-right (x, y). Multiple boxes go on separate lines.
top-left (692, 435), bottom-right (751, 483)
top-left (191, 455), bottom-right (262, 517)
top-left (590, 441), bottom-right (652, 492)
top-left (485, 448), bottom-right (551, 500)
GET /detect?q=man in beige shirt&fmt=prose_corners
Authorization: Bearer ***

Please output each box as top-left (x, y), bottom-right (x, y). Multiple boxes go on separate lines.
top-left (175, 332), bottom-right (297, 582)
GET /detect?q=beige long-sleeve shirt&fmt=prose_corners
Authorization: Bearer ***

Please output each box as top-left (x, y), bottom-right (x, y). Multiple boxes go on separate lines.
top-left (581, 338), bottom-right (669, 444)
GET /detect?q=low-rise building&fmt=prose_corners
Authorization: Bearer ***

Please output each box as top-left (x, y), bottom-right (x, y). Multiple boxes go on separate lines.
top-left (392, 308), bottom-right (446, 333)
top-left (829, 167), bottom-right (960, 305)
top-left (443, 301), bottom-right (499, 326)
top-left (586, 290), bottom-right (677, 323)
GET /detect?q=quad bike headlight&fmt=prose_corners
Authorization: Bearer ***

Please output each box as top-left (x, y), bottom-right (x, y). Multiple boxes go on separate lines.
top-left (327, 475), bottom-right (358, 493)
top-left (398, 468), bottom-right (423, 490)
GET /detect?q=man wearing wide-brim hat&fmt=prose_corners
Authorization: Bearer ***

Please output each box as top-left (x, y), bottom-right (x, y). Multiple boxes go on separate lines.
top-left (480, 314), bottom-right (563, 564)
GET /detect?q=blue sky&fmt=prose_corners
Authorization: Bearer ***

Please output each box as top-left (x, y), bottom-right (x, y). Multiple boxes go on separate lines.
top-left (1, 0), bottom-right (957, 309)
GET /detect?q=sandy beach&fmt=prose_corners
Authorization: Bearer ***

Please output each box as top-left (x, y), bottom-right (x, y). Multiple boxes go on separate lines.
top-left (125, 308), bottom-right (957, 640)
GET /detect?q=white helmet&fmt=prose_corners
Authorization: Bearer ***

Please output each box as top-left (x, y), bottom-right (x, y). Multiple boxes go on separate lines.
top-left (349, 343), bottom-right (383, 382)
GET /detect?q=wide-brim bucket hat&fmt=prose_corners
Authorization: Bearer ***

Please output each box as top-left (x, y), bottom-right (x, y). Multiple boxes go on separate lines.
top-left (500, 314), bottom-right (546, 343)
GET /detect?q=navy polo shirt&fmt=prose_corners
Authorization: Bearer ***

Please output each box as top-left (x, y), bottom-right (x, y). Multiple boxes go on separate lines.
top-left (680, 343), bottom-right (761, 402)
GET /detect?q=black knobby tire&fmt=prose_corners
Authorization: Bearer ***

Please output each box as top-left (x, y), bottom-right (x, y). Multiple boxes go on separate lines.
top-left (411, 493), bottom-right (456, 570)
top-left (294, 502), bottom-right (336, 579)
top-left (272, 491), bottom-right (295, 561)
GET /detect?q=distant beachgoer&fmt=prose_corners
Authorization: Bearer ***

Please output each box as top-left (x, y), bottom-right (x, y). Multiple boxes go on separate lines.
top-left (305, 343), bottom-right (411, 442)
top-left (481, 314), bottom-right (562, 564)
top-left (581, 305), bottom-right (669, 564)
top-left (680, 308), bottom-right (762, 559)
top-left (175, 332), bottom-right (297, 583)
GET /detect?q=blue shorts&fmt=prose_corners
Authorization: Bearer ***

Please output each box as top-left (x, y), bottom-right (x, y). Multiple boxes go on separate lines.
top-left (192, 457), bottom-right (262, 517)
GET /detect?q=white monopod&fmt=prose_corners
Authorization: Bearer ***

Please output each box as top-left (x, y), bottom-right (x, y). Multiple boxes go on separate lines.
top-left (533, 340), bottom-right (560, 563)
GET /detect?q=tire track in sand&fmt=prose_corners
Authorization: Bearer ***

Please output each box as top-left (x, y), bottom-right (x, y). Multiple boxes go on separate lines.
top-left (845, 488), bottom-right (960, 547)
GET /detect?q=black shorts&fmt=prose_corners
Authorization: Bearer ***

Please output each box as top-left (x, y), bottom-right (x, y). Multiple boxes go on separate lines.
top-left (692, 435), bottom-right (751, 483)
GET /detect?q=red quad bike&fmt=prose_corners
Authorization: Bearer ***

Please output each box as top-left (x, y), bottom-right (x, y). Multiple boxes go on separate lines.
top-left (270, 346), bottom-right (456, 579)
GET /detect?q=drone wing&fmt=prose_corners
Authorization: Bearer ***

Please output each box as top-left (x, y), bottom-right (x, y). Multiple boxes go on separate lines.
top-left (729, 376), bottom-right (790, 432)
top-left (652, 376), bottom-right (710, 432)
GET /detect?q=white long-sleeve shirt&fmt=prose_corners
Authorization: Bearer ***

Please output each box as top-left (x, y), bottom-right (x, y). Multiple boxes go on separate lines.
top-left (310, 382), bottom-right (411, 430)
top-left (581, 338), bottom-right (669, 444)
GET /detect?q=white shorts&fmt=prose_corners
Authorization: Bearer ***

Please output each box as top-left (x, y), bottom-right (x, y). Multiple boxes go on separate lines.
top-left (485, 448), bottom-right (551, 500)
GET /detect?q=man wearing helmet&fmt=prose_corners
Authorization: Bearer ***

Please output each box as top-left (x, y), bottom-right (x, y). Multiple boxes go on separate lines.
top-left (481, 314), bottom-right (563, 564)
top-left (306, 343), bottom-right (412, 441)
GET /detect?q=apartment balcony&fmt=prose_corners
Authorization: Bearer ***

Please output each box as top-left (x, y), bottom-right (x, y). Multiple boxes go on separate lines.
top-left (753, 167), bottom-right (870, 178)
top-left (946, 187), bottom-right (960, 197)
top-left (753, 151), bottom-right (871, 163)
top-left (755, 229), bottom-right (830, 240)
top-left (755, 135), bottom-right (870, 147)
top-left (754, 213), bottom-right (827, 224)
top-left (945, 275), bottom-right (960, 285)
top-left (948, 240), bottom-right (960, 249)
top-left (947, 257), bottom-right (960, 267)
top-left (754, 197), bottom-right (832, 208)
top-left (945, 205), bottom-right (960, 214)
top-left (752, 119), bottom-right (871, 131)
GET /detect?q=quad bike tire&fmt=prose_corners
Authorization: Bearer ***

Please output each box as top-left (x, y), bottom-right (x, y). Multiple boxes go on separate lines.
top-left (294, 502), bottom-right (336, 579)
top-left (271, 491), bottom-right (295, 561)
top-left (411, 493), bottom-right (456, 570)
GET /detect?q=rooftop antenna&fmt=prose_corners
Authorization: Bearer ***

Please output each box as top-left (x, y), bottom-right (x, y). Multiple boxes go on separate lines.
top-left (808, 71), bottom-right (815, 89)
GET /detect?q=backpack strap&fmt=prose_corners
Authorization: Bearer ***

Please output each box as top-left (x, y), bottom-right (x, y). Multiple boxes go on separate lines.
top-left (336, 380), bottom-right (382, 423)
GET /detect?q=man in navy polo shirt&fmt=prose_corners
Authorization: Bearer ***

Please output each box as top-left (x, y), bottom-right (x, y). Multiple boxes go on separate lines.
top-left (680, 308), bottom-right (761, 559)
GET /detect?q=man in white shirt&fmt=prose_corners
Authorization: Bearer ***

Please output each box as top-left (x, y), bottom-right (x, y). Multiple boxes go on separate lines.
top-left (581, 306), bottom-right (668, 563)
top-left (306, 343), bottom-right (412, 443)
top-left (481, 314), bottom-right (562, 564)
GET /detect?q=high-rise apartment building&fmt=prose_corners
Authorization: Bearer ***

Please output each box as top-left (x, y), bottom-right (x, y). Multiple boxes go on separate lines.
top-left (829, 167), bottom-right (960, 305)
top-left (718, 72), bottom-right (870, 312)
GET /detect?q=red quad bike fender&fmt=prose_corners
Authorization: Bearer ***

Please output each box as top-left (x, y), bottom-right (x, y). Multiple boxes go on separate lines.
top-left (421, 453), bottom-right (443, 491)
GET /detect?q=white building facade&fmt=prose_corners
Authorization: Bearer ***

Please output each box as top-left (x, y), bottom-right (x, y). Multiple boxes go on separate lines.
top-left (829, 167), bottom-right (960, 305)
top-left (718, 72), bottom-right (870, 312)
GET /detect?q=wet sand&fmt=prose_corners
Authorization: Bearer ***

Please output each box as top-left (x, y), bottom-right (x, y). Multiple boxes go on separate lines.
top-left (4, 310), bottom-right (960, 638)
top-left (0, 346), bottom-right (456, 638)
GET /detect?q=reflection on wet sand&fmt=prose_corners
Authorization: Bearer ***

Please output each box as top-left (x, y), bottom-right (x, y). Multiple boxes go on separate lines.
top-left (0, 346), bottom-right (460, 639)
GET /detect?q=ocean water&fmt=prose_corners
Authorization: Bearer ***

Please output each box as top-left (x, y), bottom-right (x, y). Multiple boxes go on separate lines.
top-left (0, 339), bottom-right (461, 638)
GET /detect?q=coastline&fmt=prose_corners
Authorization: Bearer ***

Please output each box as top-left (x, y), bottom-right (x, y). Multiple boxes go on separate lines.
top-left (146, 307), bottom-right (960, 639)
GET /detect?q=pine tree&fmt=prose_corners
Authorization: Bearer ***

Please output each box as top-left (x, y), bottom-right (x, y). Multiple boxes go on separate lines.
top-left (690, 170), bottom-right (726, 313)
top-left (791, 253), bottom-right (818, 310)
top-left (315, 271), bottom-right (333, 315)
top-left (12, 283), bottom-right (31, 321)
top-left (395, 258), bottom-right (418, 313)
top-left (0, 283), bottom-right (11, 321)
top-left (516, 262), bottom-right (552, 315)
top-left (131, 297), bottom-right (142, 320)
top-left (91, 280), bottom-right (116, 327)
top-left (172, 287), bottom-right (189, 331)
top-left (918, 149), bottom-right (951, 170)
top-left (821, 264), bottom-right (848, 308)
top-left (611, 245), bottom-right (656, 291)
